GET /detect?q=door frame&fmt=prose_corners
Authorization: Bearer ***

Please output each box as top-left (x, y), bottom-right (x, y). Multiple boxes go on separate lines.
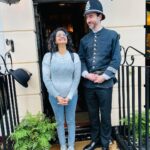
top-left (33, 0), bottom-right (87, 4)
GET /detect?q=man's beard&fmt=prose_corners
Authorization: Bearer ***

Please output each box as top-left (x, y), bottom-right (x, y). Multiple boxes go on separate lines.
top-left (88, 20), bottom-right (99, 30)
top-left (88, 23), bottom-right (96, 30)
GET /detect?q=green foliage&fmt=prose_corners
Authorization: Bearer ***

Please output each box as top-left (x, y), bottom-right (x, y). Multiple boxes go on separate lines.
top-left (9, 112), bottom-right (56, 150)
top-left (121, 110), bottom-right (150, 142)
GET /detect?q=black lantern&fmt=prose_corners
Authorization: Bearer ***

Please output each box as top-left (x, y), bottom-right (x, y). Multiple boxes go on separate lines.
top-left (9, 68), bottom-right (32, 88)
top-left (1, 39), bottom-right (31, 88)
top-left (0, 0), bottom-right (20, 5)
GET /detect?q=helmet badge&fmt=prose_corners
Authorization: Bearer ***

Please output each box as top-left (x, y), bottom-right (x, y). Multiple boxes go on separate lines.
top-left (85, 1), bottom-right (90, 11)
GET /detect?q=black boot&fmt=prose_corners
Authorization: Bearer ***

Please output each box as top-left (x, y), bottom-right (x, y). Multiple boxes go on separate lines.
top-left (83, 141), bottom-right (101, 150)
top-left (101, 147), bottom-right (109, 150)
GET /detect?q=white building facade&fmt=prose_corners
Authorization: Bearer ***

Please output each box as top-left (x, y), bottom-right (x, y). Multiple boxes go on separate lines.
top-left (0, 0), bottom-right (146, 126)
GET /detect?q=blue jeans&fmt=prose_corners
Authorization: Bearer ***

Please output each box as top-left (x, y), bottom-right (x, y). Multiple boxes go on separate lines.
top-left (49, 95), bottom-right (78, 147)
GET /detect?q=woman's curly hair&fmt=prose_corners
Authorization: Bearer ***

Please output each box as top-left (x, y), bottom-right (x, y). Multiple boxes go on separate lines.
top-left (48, 27), bottom-right (74, 53)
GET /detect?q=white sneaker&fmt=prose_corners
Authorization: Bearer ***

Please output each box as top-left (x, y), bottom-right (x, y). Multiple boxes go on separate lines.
top-left (67, 146), bottom-right (74, 150)
top-left (60, 145), bottom-right (67, 150)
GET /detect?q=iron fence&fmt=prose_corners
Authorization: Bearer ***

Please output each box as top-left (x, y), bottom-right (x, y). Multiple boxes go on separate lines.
top-left (116, 46), bottom-right (150, 150)
top-left (0, 40), bottom-right (19, 150)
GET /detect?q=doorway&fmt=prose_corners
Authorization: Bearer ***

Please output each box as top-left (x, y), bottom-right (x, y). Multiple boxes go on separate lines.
top-left (34, 1), bottom-right (91, 140)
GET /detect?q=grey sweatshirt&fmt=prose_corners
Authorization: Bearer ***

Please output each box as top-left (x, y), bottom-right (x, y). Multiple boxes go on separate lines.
top-left (42, 51), bottom-right (81, 100)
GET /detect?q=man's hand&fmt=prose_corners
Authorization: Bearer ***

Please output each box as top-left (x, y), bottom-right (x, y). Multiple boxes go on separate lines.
top-left (85, 73), bottom-right (97, 81)
top-left (94, 75), bottom-right (105, 83)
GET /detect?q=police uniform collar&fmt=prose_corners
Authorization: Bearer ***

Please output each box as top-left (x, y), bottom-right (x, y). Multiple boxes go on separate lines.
top-left (92, 26), bottom-right (103, 33)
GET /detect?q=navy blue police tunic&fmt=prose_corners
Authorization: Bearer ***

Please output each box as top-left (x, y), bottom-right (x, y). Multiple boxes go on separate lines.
top-left (79, 27), bottom-right (121, 88)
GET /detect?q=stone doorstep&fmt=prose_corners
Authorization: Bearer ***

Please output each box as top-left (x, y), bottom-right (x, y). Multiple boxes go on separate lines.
top-left (50, 140), bottom-right (119, 150)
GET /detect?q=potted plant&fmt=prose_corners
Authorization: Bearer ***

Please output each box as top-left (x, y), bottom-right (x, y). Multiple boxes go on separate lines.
top-left (8, 112), bottom-right (56, 150)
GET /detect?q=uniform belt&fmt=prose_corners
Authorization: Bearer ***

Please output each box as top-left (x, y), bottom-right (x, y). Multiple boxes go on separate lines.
top-left (92, 70), bottom-right (104, 75)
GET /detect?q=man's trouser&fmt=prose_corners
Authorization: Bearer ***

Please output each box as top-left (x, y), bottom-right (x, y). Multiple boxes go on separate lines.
top-left (84, 87), bottom-right (113, 148)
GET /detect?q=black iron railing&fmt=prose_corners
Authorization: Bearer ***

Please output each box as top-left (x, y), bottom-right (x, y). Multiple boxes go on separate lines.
top-left (0, 40), bottom-right (19, 150)
top-left (116, 46), bottom-right (150, 150)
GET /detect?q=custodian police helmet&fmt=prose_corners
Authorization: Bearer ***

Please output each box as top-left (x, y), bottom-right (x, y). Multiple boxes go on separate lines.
top-left (84, 0), bottom-right (105, 20)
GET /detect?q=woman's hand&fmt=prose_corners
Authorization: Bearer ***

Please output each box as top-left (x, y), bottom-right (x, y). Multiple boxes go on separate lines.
top-left (56, 96), bottom-right (68, 105)
top-left (64, 97), bottom-right (70, 104)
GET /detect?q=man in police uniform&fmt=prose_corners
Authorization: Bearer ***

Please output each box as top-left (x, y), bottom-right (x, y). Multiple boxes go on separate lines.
top-left (78, 0), bottom-right (121, 150)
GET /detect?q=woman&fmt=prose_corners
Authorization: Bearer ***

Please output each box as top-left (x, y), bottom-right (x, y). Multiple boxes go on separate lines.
top-left (42, 27), bottom-right (81, 150)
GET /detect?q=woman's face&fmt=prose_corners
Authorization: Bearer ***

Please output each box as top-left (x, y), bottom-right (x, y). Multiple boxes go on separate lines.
top-left (55, 30), bottom-right (68, 45)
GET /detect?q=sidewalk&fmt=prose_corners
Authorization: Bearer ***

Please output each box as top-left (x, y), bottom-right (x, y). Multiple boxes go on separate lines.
top-left (51, 140), bottom-right (119, 150)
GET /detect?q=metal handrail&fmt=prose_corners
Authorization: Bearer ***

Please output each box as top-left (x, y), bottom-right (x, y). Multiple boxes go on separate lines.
top-left (123, 46), bottom-right (146, 66)
top-left (0, 39), bottom-right (14, 73)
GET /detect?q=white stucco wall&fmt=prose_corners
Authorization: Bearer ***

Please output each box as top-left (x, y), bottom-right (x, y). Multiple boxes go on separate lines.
top-left (102, 0), bottom-right (145, 27)
top-left (0, 0), bottom-right (42, 120)
top-left (0, 18), bottom-right (6, 69)
top-left (101, 0), bottom-right (145, 125)
top-left (0, 19), bottom-right (5, 53)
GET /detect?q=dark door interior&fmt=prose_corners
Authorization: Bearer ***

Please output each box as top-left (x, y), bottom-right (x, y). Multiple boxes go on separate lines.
top-left (146, 2), bottom-right (150, 66)
top-left (146, 2), bottom-right (150, 108)
top-left (35, 2), bottom-right (91, 140)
